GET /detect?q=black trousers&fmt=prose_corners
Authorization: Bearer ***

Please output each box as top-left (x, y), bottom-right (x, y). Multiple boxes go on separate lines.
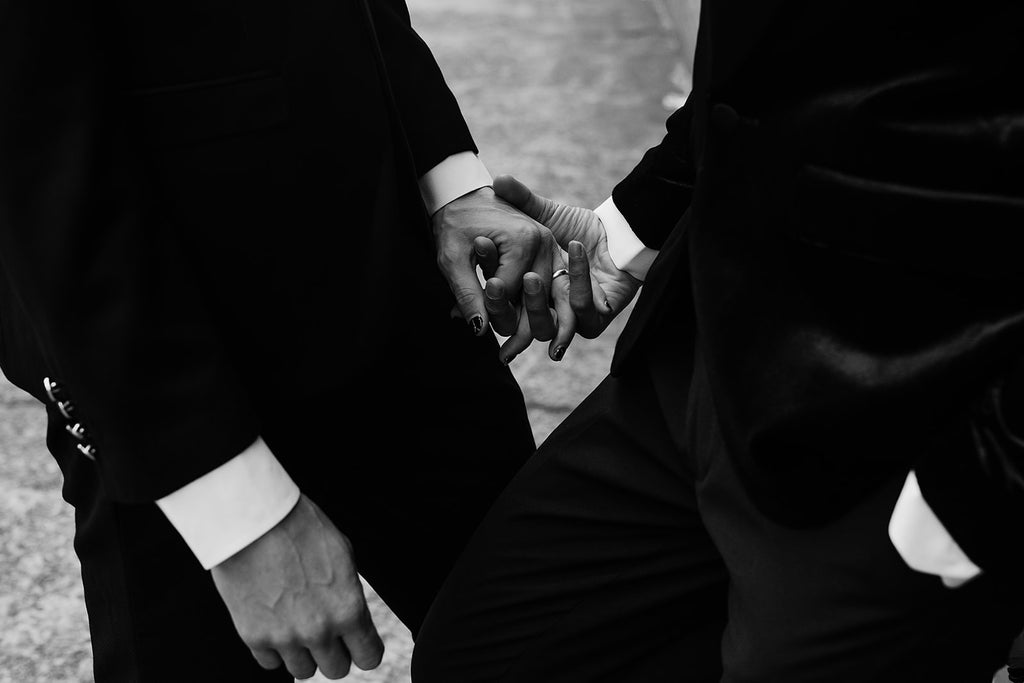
top-left (413, 334), bottom-right (1024, 682)
top-left (61, 320), bottom-right (535, 682)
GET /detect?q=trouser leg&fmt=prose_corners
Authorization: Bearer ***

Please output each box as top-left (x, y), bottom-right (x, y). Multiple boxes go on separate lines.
top-left (687, 356), bottom-right (1024, 683)
top-left (413, 363), bottom-right (729, 683)
top-left (73, 356), bottom-right (533, 681)
top-left (75, 493), bottom-right (292, 682)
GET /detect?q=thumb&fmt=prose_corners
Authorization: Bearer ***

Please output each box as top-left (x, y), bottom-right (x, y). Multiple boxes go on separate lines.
top-left (493, 175), bottom-right (559, 225)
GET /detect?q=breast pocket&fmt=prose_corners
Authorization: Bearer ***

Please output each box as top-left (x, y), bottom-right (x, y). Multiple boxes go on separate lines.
top-left (129, 70), bottom-right (289, 148)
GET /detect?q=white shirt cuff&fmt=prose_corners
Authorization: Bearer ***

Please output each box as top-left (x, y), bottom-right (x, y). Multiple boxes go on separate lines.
top-left (594, 196), bottom-right (659, 282)
top-left (156, 437), bottom-right (301, 570)
top-left (419, 151), bottom-right (493, 216)
top-left (888, 470), bottom-right (982, 588)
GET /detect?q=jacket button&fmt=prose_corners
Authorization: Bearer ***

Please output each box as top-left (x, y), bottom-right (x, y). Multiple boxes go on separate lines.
top-left (65, 422), bottom-right (89, 441)
top-left (710, 103), bottom-right (740, 137)
top-left (57, 400), bottom-right (76, 420)
top-left (43, 377), bottom-right (64, 403)
top-left (76, 443), bottom-right (97, 461)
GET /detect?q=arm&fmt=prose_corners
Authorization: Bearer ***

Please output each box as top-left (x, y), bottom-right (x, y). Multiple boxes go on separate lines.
top-left (610, 99), bottom-right (697, 250)
top-left (365, 0), bottom-right (563, 337)
top-left (0, 5), bottom-right (383, 677)
top-left (909, 369), bottom-right (1024, 578)
top-left (365, 0), bottom-right (478, 178)
top-left (0, 0), bottom-right (257, 501)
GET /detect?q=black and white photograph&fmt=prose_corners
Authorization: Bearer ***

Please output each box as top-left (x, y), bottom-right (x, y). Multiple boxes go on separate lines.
top-left (1, 0), bottom-right (1023, 681)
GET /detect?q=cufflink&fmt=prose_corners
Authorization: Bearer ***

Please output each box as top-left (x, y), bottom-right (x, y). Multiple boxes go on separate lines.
top-left (76, 443), bottom-right (97, 461)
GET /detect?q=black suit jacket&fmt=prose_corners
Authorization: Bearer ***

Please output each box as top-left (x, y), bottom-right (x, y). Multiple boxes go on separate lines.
top-left (612, 0), bottom-right (1024, 574)
top-left (0, 0), bottom-right (487, 502)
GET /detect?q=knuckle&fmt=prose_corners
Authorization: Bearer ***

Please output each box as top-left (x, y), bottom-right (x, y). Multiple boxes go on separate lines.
top-left (335, 609), bottom-right (363, 632)
top-left (239, 628), bottom-right (267, 648)
top-left (436, 250), bottom-right (457, 272)
top-left (297, 621), bottom-right (331, 646)
top-left (525, 224), bottom-right (543, 246)
top-left (257, 628), bottom-right (290, 650)
top-left (452, 287), bottom-right (478, 307)
top-left (570, 296), bottom-right (591, 311)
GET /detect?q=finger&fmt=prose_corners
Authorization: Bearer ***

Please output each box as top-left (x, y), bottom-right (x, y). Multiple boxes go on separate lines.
top-left (491, 211), bottom-right (552, 304)
top-left (491, 241), bottom-right (536, 304)
top-left (499, 304), bottom-right (534, 365)
top-left (280, 647), bottom-right (318, 681)
top-left (493, 175), bottom-right (558, 226)
top-left (311, 639), bottom-right (352, 680)
top-left (548, 269), bottom-right (576, 361)
top-left (438, 247), bottom-right (487, 335)
top-left (340, 607), bottom-right (385, 672)
top-left (250, 647), bottom-right (284, 671)
top-left (474, 236), bottom-right (499, 280)
top-left (485, 278), bottom-right (520, 337)
top-left (567, 241), bottom-right (602, 334)
top-left (522, 273), bottom-right (556, 342)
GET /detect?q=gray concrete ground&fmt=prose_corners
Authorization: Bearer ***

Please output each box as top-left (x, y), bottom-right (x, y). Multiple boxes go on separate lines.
top-left (0, 0), bottom-right (683, 680)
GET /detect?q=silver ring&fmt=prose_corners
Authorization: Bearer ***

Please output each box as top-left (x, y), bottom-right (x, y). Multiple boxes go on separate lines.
top-left (552, 269), bottom-right (569, 280)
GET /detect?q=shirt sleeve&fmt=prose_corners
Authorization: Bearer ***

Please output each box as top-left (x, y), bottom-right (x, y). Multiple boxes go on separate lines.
top-left (156, 437), bottom-right (301, 569)
top-left (418, 151), bottom-right (493, 216)
top-left (594, 196), bottom-right (660, 282)
top-left (888, 470), bottom-right (982, 588)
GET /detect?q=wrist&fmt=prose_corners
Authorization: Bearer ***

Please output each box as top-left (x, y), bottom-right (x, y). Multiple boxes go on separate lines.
top-left (432, 186), bottom-right (496, 229)
top-left (448, 185), bottom-right (495, 206)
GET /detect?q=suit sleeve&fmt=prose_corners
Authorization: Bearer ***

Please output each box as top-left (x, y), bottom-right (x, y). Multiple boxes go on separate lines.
top-left (913, 361), bottom-right (1024, 578)
top-left (365, 0), bottom-right (478, 178)
top-left (0, 0), bottom-right (259, 502)
top-left (610, 99), bottom-right (697, 250)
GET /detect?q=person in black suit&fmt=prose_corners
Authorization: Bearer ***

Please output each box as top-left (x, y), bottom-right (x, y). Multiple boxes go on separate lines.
top-left (412, 0), bottom-right (1024, 680)
top-left (0, 0), bottom-right (569, 680)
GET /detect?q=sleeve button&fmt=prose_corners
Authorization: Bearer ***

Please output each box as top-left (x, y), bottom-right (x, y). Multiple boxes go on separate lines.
top-left (43, 377), bottom-right (65, 403)
top-left (76, 443), bottom-right (97, 461)
top-left (57, 400), bottom-right (76, 420)
top-left (65, 423), bottom-right (89, 441)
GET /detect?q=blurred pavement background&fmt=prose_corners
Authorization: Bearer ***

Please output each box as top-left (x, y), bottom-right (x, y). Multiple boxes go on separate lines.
top-left (0, 0), bottom-right (691, 680)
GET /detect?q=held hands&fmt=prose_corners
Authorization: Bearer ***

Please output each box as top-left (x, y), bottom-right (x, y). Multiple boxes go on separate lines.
top-left (211, 495), bottom-right (384, 681)
top-left (433, 186), bottom-right (571, 342)
top-left (489, 175), bottom-right (642, 362)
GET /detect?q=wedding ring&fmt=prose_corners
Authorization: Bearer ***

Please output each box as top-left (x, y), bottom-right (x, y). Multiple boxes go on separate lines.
top-left (552, 269), bottom-right (569, 280)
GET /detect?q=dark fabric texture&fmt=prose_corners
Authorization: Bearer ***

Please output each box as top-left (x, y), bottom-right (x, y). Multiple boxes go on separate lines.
top-left (0, 0), bottom-right (479, 501)
top-left (413, 338), bottom-right (1024, 682)
top-left (609, 0), bottom-right (1024, 573)
top-left (61, 368), bottom-right (533, 681)
top-left (0, 0), bottom-right (535, 679)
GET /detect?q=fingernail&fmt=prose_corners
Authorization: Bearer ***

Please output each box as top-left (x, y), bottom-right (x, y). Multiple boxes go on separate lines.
top-left (553, 346), bottom-right (566, 361)
top-left (523, 277), bottom-right (541, 295)
top-left (569, 241), bottom-right (584, 258)
top-left (503, 355), bottom-right (517, 366)
top-left (470, 315), bottom-right (483, 335)
top-left (604, 299), bottom-right (611, 311)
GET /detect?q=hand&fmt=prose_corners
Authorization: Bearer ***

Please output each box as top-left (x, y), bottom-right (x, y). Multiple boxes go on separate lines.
top-left (493, 175), bottom-right (641, 349)
top-left (433, 186), bottom-right (564, 337)
top-left (479, 237), bottom-right (576, 365)
top-left (211, 495), bottom-right (384, 681)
